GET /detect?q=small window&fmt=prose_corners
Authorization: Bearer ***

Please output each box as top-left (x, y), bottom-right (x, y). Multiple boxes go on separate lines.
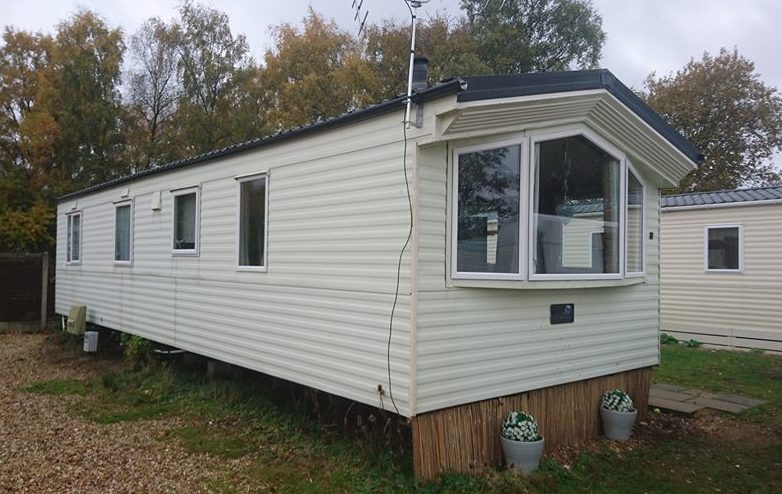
top-left (705, 225), bottom-right (742, 272)
top-left (114, 202), bottom-right (133, 264)
top-left (173, 188), bottom-right (199, 255)
top-left (532, 135), bottom-right (621, 277)
top-left (237, 175), bottom-right (267, 269)
top-left (453, 143), bottom-right (521, 276)
top-left (625, 168), bottom-right (644, 275)
top-left (67, 212), bottom-right (81, 263)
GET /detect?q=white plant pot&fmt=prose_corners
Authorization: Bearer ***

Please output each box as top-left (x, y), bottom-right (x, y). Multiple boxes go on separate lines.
top-left (500, 435), bottom-right (545, 474)
top-left (600, 407), bottom-right (638, 441)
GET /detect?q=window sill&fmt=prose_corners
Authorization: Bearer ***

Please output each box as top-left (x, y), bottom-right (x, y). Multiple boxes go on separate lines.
top-left (236, 266), bottom-right (267, 273)
top-left (172, 251), bottom-right (199, 257)
top-left (449, 276), bottom-right (646, 290)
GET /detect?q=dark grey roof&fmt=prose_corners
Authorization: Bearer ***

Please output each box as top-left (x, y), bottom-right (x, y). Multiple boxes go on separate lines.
top-left (661, 185), bottom-right (782, 208)
top-left (59, 69), bottom-right (700, 202)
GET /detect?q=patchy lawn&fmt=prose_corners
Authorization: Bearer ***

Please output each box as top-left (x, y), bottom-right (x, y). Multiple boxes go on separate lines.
top-left (8, 332), bottom-right (782, 493)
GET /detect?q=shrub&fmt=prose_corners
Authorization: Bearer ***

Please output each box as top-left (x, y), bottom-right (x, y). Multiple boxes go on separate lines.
top-left (660, 333), bottom-right (679, 345)
top-left (120, 333), bottom-right (154, 363)
top-left (501, 411), bottom-right (541, 442)
top-left (601, 389), bottom-right (635, 412)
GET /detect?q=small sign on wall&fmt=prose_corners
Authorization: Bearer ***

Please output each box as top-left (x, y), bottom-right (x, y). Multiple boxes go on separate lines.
top-left (550, 303), bottom-right (575, 324)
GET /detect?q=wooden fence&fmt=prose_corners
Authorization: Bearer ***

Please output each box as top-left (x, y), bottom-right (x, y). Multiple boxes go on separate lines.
top-left (0, 253), bottom-right (54, 329)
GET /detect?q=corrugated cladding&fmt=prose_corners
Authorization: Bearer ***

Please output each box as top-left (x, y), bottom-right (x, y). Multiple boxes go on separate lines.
top-left (660, 203), bottom-right (782, 351)
top-left (414, 143), bottom-right (661, 414)
top-left (56, 111), bottom-right (415, 416)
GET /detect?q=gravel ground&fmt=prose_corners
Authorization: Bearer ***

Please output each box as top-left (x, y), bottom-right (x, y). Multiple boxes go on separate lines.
top-left (0, 333), bottom-right (250, 493)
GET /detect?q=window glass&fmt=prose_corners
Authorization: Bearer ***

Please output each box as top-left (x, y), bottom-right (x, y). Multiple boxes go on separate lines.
top-left (174, 192), bottom-right (197, 251)
top-left (533, 135), bottom-right (620, 275)
top-left (456, 145), bottom-right (521, 274)
top-left (707, 227), bottom-right (740, 270)
top-left (68, 214), bottom-right (81, 262)
top-left (239, 177), bottom-right (266, 267)
top-left (626, 170), bottom-right (644, 273)
top-left (115, 204), bottom-right (132, 262)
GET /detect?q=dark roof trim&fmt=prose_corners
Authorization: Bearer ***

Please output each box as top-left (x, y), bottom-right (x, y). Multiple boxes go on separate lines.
top-left (459, 69), bottom-right (703, 165)
top-left (58, 79), bottom-right (464, 202)
top-left (661, 185), bottom-right (782, 208)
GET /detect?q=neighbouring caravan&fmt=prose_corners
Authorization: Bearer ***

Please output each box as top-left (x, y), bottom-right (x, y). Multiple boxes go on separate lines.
top-left (56, 70), bottom-right (698, 479)
top-left (661, 186), bottom-right (782, 352)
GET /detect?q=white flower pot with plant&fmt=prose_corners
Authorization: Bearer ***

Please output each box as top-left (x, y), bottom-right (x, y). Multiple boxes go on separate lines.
top-left (500, 411), bottom-right (545, 474)
top-left (600, 389), bottom-right (638, 441)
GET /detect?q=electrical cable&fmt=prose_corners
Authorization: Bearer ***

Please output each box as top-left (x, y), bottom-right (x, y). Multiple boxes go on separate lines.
top-left (384, 0), bottom-right (420, 418)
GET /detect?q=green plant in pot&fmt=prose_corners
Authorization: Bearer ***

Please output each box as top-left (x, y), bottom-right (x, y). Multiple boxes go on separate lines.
top-left (500, 411), bottom-right (544, 474)
top-left (600, 389), bottom-right (637, 441)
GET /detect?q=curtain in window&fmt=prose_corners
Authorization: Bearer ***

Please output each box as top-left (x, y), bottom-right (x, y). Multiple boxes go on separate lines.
top-left (239, 177), bottom-right (266, 266)
top-left (115, 205), bottom-right (131, 261)
top-left (534, 136), bottom-right (620, 275)
top-left (175, 193), bottom-right (196, 250)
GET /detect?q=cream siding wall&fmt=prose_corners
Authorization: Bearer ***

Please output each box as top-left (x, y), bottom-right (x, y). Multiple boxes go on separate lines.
top-left (56, 111), bottom-right (419, 416)
top-left (414, 143), bottom-right (661, 414)
top-left (660, 203), bottom-right (782, 351)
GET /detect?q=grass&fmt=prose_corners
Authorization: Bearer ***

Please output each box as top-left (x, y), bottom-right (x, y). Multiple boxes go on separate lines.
top-left (22, 337), bottom-right (782, 493)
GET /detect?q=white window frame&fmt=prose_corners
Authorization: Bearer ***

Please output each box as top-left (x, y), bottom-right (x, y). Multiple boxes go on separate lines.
top-left (704, 224), bottom-right (744, 273)
top-left (113, 199), bottom-right (134, 266)
top-left (171, 186), bottom-right (201, 256)
top-left (66, 211), bottom-right (82, 265)
top-left (625, 161), bottom-right (646, 278)
top-left (235, 172), bottom-right (269, 272)
top-left (450, 137), bottom-right (527, 281)
top-left (527, 126), bottom-right (626, 281)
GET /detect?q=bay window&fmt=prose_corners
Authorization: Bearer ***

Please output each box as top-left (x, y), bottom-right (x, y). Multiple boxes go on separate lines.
top-left (451, 127), bottom-right (646, 283)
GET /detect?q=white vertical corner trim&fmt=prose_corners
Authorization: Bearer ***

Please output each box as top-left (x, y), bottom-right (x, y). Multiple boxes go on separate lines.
top-left (171, 185), bottom-right (201, 257)
top-left (703, 223), bottom-right (744, 273)
top-left (66, 210), bottom-right (82, 265)
top-left (113, 198), bottom-right (134, 266)
top-left (234, 172), bottom-right (269, 272)
top-left (625, 160), bottom-right (646, 278)
top-left (527, 124), bottom-right (626, 281)
top-left (450, 136), bottom-right (526, 281)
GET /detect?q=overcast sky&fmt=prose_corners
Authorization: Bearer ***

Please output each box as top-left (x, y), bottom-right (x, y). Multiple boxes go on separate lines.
top-left (2, 0), bottom-right (780, 92)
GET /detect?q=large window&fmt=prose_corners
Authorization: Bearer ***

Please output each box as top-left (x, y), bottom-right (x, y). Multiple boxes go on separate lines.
top-left (705, 225), bottom-right (742, 272)
top-left (625, 167), bottom-right (644, 275)
top-left (237, 174), bottom-right (268, 269)
top-left (66, 212), bottom-right (81, 263)
top-left (114, 202), bottom-right (133, 264)
top-left (451, 128), bottom-right (647, 283)
top-left (453, 143), bottom-right (521, 277)
top-left (173, 188), bottom-right (199, 255)
top-left (532, 135), bottom-right (621, 277)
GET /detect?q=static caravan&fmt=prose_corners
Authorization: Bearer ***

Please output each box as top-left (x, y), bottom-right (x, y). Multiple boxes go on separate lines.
top-left (661, 186), bottom-right (782, 352)
top-left (56, 69), bottom-right (698, 479)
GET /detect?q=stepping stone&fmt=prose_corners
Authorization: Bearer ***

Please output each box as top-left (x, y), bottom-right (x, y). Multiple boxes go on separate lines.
top-left (652, 383), bottom-right (693, 394)
top-left (685, 397), bottom-right (750, 414)
top-left (649, 397), bottom-right (704, 415)
top-left (649, 388), bottom-right (701, 402)
top-left (710, 393), bottom-right (766, 408)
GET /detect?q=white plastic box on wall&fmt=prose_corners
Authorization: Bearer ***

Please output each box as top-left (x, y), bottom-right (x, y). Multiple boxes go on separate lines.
top-left (83, 331), bottom-right (98, 352)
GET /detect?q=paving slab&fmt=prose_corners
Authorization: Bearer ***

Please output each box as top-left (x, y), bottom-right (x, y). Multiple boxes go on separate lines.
top-left (649, 388), bottom-right (702, 402)
top-left (685, 397), bottom-right (750, 414)
top-left (652, 383), bottom-right (695, 394)
top-left (649, 397), bottom-right (704, 415)
top-left (710, 393), bottom-right (767, 408)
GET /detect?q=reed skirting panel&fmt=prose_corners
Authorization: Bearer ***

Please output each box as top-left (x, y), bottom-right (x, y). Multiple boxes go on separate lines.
top-left (411, 367), bottom-right (651, 480)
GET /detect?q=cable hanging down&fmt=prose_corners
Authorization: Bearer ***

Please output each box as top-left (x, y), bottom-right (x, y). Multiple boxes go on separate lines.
top-left (385, 0), bottom-right (429, 416)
